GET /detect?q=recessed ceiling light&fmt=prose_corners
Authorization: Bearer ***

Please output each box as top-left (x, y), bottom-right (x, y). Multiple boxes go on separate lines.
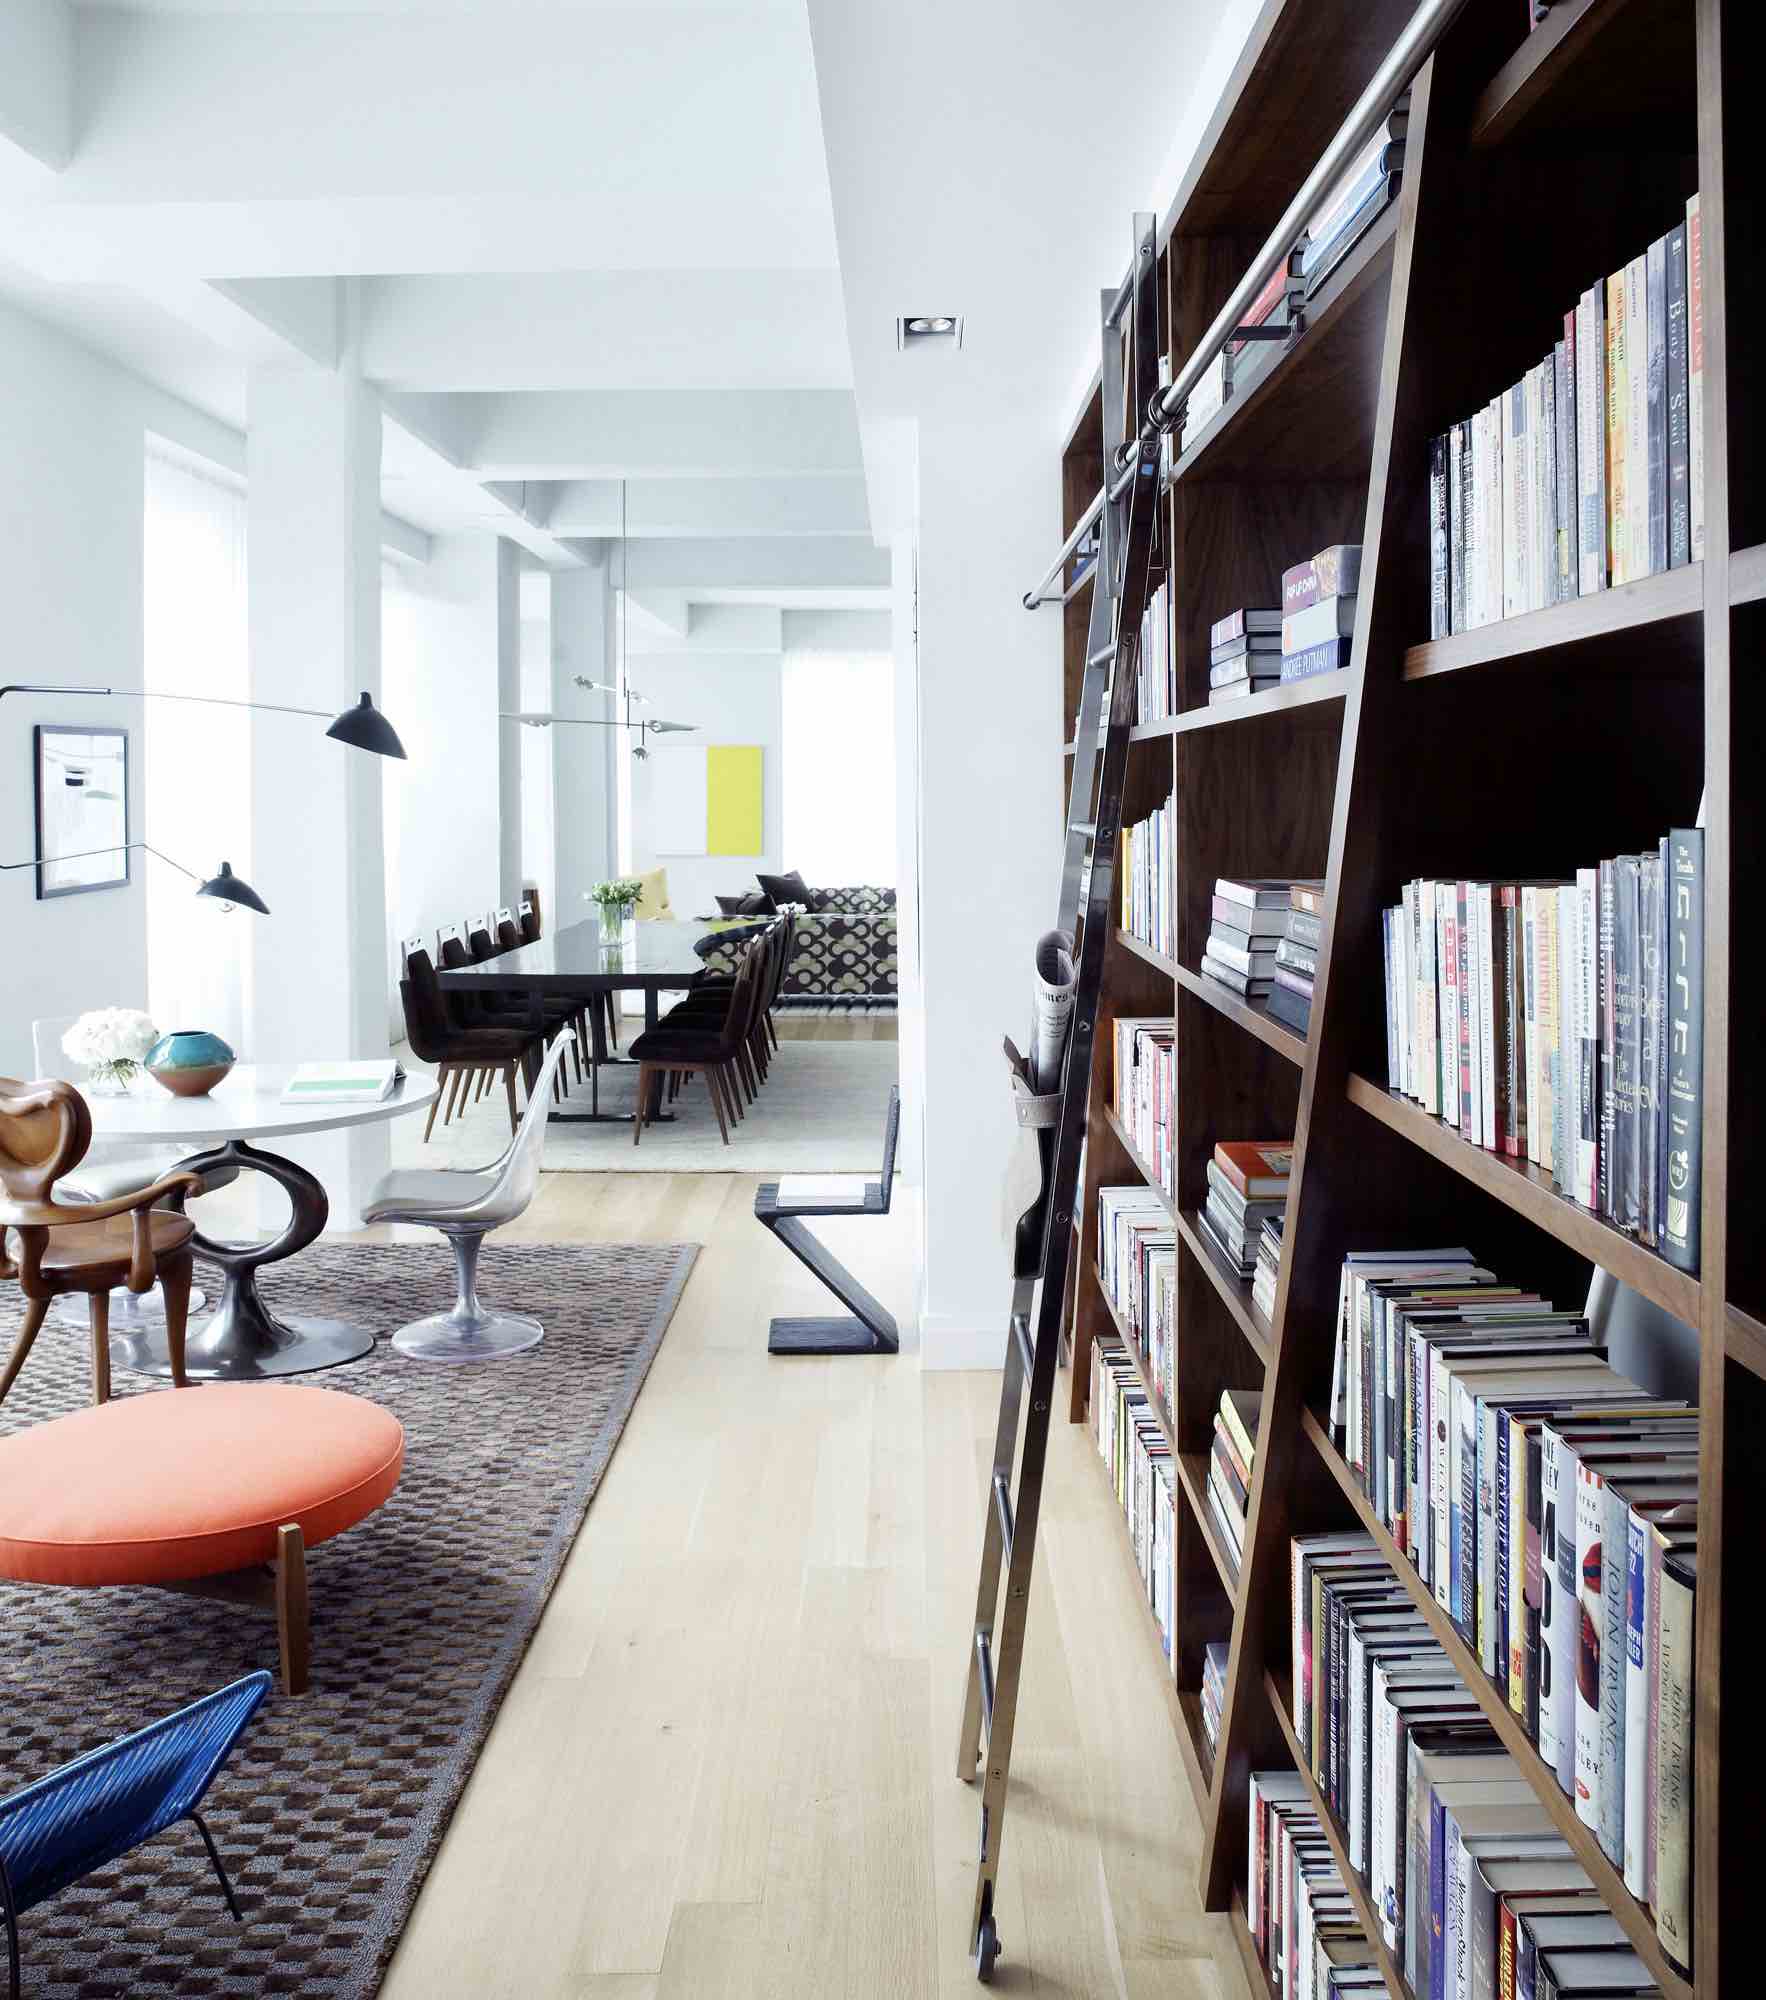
top-left (897, 314), bottom-right (964, 348)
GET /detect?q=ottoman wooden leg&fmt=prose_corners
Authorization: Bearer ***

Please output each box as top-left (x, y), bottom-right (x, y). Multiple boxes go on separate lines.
top-left (276, 1524), bottom-right (309, 1697)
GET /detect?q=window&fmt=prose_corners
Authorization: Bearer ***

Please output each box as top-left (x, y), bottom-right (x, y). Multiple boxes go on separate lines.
top-left (781, 652), bottom-right (896, 886)
top-left (143, 444), bottom-right (250, 1046)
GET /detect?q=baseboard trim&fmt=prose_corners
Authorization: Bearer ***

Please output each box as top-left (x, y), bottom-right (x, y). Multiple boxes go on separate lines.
top-left (918, 1313), bottom-right (1009, 1372)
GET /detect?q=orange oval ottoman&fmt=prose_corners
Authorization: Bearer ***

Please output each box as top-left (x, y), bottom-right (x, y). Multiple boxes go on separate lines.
top-left (0, 1383), bottom-right (403, 1694)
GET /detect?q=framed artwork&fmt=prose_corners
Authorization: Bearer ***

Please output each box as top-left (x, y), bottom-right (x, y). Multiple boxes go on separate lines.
top-left (651, 743), bottom-right (764, 856)
top-left (33, 725), bottom-right (130, 899)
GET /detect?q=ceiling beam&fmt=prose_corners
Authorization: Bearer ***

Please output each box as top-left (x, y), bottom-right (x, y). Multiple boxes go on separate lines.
top-left (534, 476), bottom-right (871, 539)
top-left (611, 536), bottom-right (891, 595)
top-left (0, 0), bottom-right (72, 182)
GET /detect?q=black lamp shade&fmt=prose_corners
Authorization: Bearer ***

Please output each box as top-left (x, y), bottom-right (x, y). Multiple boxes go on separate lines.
top-left (327, 692), bottom-right (407, 760)
top-left (198, 861), bottom-right (270, 915)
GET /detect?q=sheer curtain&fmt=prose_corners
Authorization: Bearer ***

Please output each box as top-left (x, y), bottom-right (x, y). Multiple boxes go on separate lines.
top-left (143, 444), bottom-right (251, 1050)
top-left (781, 652), bottom-right (896, 886)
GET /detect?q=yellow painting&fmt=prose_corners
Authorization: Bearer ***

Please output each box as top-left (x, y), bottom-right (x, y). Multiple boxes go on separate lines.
top-left (706, 744), bottom-right (763, 856)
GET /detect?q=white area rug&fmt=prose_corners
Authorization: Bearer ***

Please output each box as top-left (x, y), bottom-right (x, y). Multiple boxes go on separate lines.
top-left (392, 1037), bottom-right (899, 1174)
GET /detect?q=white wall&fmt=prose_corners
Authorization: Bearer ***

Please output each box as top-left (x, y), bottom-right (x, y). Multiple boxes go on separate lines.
top-left (627, 652), bottom-right (783, 918)
top-left (382, 531), bottom-right (507, 1025)
top-left (0, 298), bottom-right (243, 1078)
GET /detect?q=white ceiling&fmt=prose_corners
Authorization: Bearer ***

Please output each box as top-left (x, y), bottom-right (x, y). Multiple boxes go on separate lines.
top-left (0, 0), bottom-right (885, 611)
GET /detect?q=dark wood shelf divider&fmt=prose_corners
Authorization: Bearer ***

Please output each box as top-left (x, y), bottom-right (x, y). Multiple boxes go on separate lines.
top-left (1051, 2), bottom-right (1740, 1992)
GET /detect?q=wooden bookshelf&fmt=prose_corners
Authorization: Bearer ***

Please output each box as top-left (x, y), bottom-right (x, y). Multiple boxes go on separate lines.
top-left (1052, 2), bottom-right (1745, 1995)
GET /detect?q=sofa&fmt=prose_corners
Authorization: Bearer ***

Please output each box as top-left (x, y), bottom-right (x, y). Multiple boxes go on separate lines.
top-left (702, 886), bottom-right (897, 1000)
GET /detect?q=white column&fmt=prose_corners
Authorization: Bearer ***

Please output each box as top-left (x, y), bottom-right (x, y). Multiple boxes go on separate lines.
top-left (911, 415), bottom-right (1062, 1368)
top-left (549, 555), bottom-right (619, 923)
top-left (495, 535), bottom-right (524, 910)
top-left (245, 315), bottom-right (390, 1227)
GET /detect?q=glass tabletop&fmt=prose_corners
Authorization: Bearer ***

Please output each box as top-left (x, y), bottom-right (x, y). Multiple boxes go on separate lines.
top-left (434, 914), bottom-right (770, 987)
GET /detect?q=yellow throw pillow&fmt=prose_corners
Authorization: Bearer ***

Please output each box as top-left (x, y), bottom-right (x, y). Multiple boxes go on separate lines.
top-left (634, 866), bottom-right (674, 921)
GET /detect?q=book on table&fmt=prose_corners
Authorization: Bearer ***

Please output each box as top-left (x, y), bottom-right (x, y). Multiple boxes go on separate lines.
top-left (281, 1060), bottom-right (406, 1105)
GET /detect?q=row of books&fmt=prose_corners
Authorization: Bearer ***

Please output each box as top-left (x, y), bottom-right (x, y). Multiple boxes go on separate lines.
top-left (1097, 1184), bottom-right (1175, 1423)
top-left (1120, 800), bottom-right (1175, 960)
top-left (1089, 1334), bottom-right (1176, 1667)
top-left (1287, 1527), bottom-right (1678, 1997)
top-left (1206, 1386), bottom-right (1262, 1580)
top-left (1427, 200), bottom-right (1704, 639)
top-left (1201, 1639), bottom-right (1230, 1756)
top-left (1378, 829), bottom-right (1704, 1273)
top-left (1324, 1245), bottom-right (1697, 1966)
top-left (1133, 574), bottom-right (1176, 723)
top-left (1202, 878), bottom-right (1324, 1040)
top-left (1208, 543), bottom-right (1362, 705)
top-left (1183, 104), bottom-right (1407, 460)
top-left (1202, 1136), bottom-right (1293, 1283)
top-left (1248, 1768), bottom-right (1382, 2000)
top-left (1112, 1016), bottom-right (1175, 1198)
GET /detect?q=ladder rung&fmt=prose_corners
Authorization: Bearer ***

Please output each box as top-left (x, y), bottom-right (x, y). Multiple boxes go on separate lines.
top-left (976, 1630), bottom-right (995, 1743)
top-left (1088, 643), bottom-right (1115, 667)
top-left (1011, 1312), bottom-right (1034, 1382)
top-left (992, 1471), bottom-right (1015, 1563)
top-left (1069, 820), bottom-right (1096, 840)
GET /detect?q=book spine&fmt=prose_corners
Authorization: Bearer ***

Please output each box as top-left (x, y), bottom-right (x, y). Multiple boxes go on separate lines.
top-left (1505, 889), bottom-right (1527, 1159)
top-left (1617, 855), bottom-right (1642, 1234)
top-left (1663, 829), bottom-right (1704, 1271)
top-left (1540, 887), bottom-right (1560, 1179)
top-left (1626, 254), bottom-right (1649, 583)
top-left (1576, 868), bottom-right (1600, 1207)
top-left (1654, 1557), bottom-right (1695, 1971)
top-left (1430, 433), bottom-right (1451, 639)
top-left (1504, 381), bottom-right (1526, 618)
top-left (1521, 885), bottom-right (1541, 1165)
top-left (1469, 405), bottom-right (1489, 628)
top-left (1572, 1458), bottom-right (1604, 1827)
top-left (1280, 637), bottom-right (1352, 683)
top-left (1490, 889), bottom-right (1511, 1152)
top-left (1538, 1426), bottom-right (1563, 1769)
top-left (1666, 220), bottom-right (1690, 567)
top-left (1384, 906), bottom-right (1400, 1089)
top-left (1522, 1426), bottom-right (1544, 1735)
top-left (1538, 356), bottom-right (1556, 609)
top-left (1647, 234), bottom-right (1668, 576)
top-left (1687, 193), bottom-right (1704, 561)
top-left (1637, 853), bottom-right (1662, 1247)
top-left (1598, 860), bottom-right (1617, 1218)
top-left (1606, 270), bottom-right (1627, 587)
top-left (1549, 1432), bottom-right (1579, 1793)
top-left (1555, 329), bottom-right (1575, 603)
top-left (1453, 421), bottom-right (1472, 633)
top-left (1655, 837), bottom-right (1671, 1243)
top-left (1623, 1506), bottom-right (1650, 1895)
top-left (1645, 1526), bottom-right (1663, 1907)
top-left (1487, 398), bottom-right (1505, 624)
top-left (1576, 284), bottom-right (1606, 593)
top-left (1440, 890), bottom-right (1459, 1132)
top-left (1596, 1480), bottom-right (1628, 1863)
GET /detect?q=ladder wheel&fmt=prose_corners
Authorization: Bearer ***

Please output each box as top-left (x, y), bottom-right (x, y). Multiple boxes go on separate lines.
top-left (974, 1913), bottom-right (1001, 1983)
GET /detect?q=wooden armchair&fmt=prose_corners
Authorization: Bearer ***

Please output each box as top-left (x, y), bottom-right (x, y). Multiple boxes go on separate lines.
top-left (0, 1078), bottom-right (201, 1408)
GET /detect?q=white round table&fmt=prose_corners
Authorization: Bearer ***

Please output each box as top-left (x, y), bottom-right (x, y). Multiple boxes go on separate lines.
top-left (85, 1063), bottom-right (438, 1383)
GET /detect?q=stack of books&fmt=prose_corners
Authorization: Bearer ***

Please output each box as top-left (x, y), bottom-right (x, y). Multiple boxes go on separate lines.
top-left (1297, 100), bottom-right (1407, 302)
top-left (1281, 543), bottom-right (1359, 683)
top-left (1202, 877), bottom-right (1297, 1001)
top-left (1090, 1336), bottom-right (1176, 1667)
top-left (1208, 606), bottom-right (1281, 703)
top-left (1324, 1243), bottom-right (1699, 1972)
top-left (1202, 1140), bottom-right (1292, 1280)
top-left (1200, 1640), bottom-right (1230, 1755)
top-left (1113, 1017), bottom-right (1175, 1198)
top-left (1379, 828), bottom-right (1704, 1273)
top-left (1428, 199), bottom-right (1704, 638)
top-left (1120, 800), bottom-right (1175, 958)
top-left (1097, 1185), bottom-right (1176, 1420)
top-left (1268, 881), bottom-right (1325, 1036)
top-left (1207, 1386), bottom-right (1261, 1577)
top-left (1248, 1769), bottom-right (1377, 1998)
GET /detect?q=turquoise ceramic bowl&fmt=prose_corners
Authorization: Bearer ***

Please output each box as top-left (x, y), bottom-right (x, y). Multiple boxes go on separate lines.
top-left (146, 1030), bottom-right (236, 1098)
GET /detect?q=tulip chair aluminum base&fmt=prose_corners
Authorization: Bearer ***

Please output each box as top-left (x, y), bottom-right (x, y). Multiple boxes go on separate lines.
top-left (111, 1139), bottom-right (375, 1382)
top-left (389, 1230), bottom-right (544, 1364)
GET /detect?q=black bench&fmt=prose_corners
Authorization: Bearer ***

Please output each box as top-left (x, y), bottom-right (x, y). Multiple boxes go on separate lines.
top-left (755, 1086), bottom-right (900, 1356)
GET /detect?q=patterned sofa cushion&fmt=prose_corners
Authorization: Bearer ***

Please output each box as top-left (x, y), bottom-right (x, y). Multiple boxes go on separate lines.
top-left (807, 885), bottom-right (896, 915)
top-left (696, 891), bottom-right (897, 998)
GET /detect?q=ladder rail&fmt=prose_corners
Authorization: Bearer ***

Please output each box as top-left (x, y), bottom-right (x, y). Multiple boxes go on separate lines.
top-left (959, 210), bottom-right (1168, 1977)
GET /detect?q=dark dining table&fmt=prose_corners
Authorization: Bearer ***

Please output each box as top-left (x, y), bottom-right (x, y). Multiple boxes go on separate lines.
top-left (435, 912), bottom-right (771, 1123)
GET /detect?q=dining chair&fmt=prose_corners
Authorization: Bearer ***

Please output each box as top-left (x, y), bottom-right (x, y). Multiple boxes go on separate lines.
top-left (630, 935), bottom-right (768, 1145)
top-left (361, 1031), bottom-right (574, 1361)
top-left (0, 1077), bottom-right (201, 1408)
top-left (399, 939), bottom-right (536, 1140)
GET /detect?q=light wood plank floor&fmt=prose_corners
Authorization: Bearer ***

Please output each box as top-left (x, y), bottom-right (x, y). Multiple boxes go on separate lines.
top-left (366, 1153), bottom-right (1252, 2000)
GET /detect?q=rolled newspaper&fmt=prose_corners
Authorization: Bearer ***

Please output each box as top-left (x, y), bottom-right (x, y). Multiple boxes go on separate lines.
top-left (1029, 928), bottom-right (1077, 1092)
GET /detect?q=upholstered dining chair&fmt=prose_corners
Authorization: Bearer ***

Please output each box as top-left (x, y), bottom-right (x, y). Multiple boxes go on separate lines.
top-left (399, 939), bottom-right (538, 1139)
top-left (630, 933), bottom-right (769, 1145)
top-left (0, 1077), bottom-right (201, 1407)
top-left (360, 1030), bottom-right (574, 1361)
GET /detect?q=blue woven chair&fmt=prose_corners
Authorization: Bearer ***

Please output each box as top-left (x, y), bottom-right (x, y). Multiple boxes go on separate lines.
top-left (0, 1670), bottom-right (270, 1997)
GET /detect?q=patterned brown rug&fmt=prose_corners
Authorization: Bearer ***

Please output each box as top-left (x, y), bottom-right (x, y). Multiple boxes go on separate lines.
top-left (0, 1237), bottom-right (697, 1999)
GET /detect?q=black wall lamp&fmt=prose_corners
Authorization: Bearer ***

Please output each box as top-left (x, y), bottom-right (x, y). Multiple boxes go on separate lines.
top-left (0, 844), bottom-right (269, 913)
top-left (0, 683), bottom-right (407, 759)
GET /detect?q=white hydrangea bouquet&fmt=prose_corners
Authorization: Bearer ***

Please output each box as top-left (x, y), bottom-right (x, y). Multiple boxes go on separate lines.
top-left (62, 1007), bottom-right (159, 1093)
